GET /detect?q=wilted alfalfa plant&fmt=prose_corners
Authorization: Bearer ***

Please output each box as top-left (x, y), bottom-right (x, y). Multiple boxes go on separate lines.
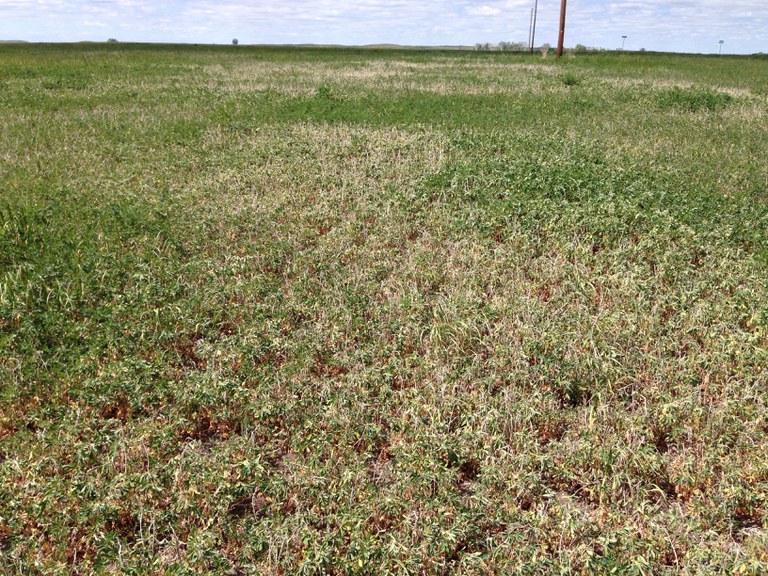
top-left (1, 42), bottom-right (768, 576)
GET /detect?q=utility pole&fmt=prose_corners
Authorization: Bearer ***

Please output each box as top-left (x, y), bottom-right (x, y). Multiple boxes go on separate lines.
top-left (530, 0), bottom-right (539, 54)
top-left (528, 9), bottom-right (534, 52)
top-left (557, 0), bottom-right (567, 57)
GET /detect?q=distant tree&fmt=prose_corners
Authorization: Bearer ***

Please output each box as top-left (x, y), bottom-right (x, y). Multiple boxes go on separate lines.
top-left (499, 41), bottom-right (528, 52)
top-left (232, 38), bottom-right (239, 46)
top-left (107, 38), bottom-right (118, 43)
top-left (575, 43), bottom-right (588, 52)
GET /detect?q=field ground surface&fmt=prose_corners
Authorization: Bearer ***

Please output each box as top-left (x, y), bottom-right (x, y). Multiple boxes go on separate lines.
top-left (1, 43), bottom-right (768, 575)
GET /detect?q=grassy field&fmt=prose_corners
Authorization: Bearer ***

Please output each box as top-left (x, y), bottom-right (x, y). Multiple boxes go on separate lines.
top-left (1, 43), bottom-right (767, 574)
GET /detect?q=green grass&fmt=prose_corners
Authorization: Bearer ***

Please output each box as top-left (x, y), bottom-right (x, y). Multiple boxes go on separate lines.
top-left (1, 43), bottom-right (767, 575)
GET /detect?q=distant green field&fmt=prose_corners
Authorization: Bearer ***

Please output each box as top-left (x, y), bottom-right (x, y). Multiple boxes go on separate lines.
top-left (1, 43), bottom-right (767, 575)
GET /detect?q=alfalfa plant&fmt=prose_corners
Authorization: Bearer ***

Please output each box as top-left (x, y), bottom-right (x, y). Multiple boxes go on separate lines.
top-left (561, 73), bottom-right (581, 87)
top-left (657, 87), bottom-right (733, 112)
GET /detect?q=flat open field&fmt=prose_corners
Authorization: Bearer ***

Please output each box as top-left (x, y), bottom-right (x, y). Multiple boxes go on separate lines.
top-left (1, 43), bottom-right (767, 574)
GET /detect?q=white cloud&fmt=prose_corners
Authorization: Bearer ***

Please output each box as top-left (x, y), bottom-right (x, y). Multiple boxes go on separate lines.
top-left (467, 6), bottom-right (501, 17)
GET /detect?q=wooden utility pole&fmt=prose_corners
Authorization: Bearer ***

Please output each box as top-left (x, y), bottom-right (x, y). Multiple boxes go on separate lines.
top-left (557, 0), bottom-right (567, 57)
top-left (530, 0), bottom-right (539, 54)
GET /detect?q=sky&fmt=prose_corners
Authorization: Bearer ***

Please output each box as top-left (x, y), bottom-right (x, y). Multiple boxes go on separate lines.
top-left (1, 0), bottom-right (766, 54)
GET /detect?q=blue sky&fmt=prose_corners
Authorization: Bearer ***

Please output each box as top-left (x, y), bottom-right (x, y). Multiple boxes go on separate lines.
top-left (1, 1), bottom-right (766, 54)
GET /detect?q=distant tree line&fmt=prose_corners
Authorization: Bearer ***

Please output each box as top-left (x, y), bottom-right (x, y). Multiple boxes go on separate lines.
top-left (476, 41), bottom-right (524, 51)
top-left (476, 41), bottom-right (620, 53)
top-left (475, 41), bottom-right (551, 52)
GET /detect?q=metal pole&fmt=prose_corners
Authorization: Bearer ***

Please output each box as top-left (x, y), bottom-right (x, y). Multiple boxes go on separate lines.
top-left (531, 0), bottom-right (539, 54)
top-left (529, 8), bottom-right (534, 52)
top-left (557, 0), bottom-right (567, 57)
